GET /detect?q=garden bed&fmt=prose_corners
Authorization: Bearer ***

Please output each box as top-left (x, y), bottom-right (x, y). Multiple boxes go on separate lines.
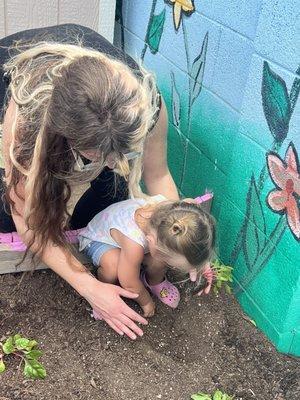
top-left (0, 270), bottom-right (299, 400)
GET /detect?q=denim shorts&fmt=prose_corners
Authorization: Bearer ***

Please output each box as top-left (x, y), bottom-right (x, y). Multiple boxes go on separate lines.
top-left (83, 241), bottom-right (118, 266)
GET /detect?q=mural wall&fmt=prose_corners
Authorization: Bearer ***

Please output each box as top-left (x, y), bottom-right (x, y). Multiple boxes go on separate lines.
top-left (115, 0), bottom-right (300, 355)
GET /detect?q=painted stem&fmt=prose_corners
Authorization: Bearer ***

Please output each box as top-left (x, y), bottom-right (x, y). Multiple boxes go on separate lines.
top-left (289, 64), bottom-right (300, 115)
top-left (141, 0), bottom-right (158, 61)
top-left (257, 140), bottom-right (281, 193)
top-left (179, 17), bottom-right (192, 188)
top-left (234, 216), bottom-right (287, 295)
top-left (231, 140), bottom-right (282, 265)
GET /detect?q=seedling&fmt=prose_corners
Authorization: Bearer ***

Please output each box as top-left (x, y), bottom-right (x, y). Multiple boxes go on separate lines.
top-left (191, 389), bottom-right (234, 400)
top-left (0, 334), bottom-right (46, 379)
top-left (211, 259), bottom-right (233, 295)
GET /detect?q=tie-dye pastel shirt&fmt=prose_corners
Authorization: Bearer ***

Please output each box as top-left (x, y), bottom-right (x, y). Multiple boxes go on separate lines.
top-left (78, 195), bottom-right (166, 253)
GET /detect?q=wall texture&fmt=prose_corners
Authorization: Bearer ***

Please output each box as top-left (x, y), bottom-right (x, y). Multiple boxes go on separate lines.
top-left (115, 0), bottom-right (300, 355)
top-left (0, 0), bottom-right (116, 42)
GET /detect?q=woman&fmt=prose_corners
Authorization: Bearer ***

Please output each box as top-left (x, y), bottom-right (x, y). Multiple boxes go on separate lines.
top-left (0, 24), bottom-right (178, 340)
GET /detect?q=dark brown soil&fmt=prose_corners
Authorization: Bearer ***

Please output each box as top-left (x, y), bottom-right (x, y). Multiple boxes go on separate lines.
top-left (0, 270), bottom-right (299, 400)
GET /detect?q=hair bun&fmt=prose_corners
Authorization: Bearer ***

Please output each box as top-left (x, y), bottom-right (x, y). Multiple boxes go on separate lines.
top-left (170, 220), bottom-right (188, 236)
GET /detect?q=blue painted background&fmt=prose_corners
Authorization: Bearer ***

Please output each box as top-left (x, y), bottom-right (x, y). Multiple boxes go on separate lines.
top-left (115, 0), bottom-right (300, 355)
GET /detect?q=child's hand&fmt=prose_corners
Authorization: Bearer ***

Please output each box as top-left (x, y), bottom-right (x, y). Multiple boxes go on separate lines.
top-left (198, 263), bottom-right (215, 296)
top-left (189, 263), bottom-right (215, 296)
top-left (142, 300), bottom-right (156, 317)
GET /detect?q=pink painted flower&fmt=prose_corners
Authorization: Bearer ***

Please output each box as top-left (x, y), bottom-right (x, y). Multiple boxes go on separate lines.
top-left (267, 142), bottom-right (300, 240)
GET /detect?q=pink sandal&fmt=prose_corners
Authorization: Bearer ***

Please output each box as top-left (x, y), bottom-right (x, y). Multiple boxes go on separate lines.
top-left (141, 272), bottom-right (180, 309)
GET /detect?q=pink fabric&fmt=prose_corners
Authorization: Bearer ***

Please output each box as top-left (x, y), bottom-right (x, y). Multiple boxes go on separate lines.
top-left (0, 228), bottom-right (85, 251)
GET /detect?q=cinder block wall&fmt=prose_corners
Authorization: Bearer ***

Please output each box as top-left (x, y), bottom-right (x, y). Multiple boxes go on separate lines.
top-left (116, 0), bottom-right (300, 356)
top-left (0, 0), bottom-right (116, 42)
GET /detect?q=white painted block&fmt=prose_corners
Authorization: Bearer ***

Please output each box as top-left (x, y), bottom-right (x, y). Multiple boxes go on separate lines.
top-left (0, 246), bottom-right (89, 274)
top-left (0, 0), bottom-right (5, 38)
top-left (58, 0), bottom-right (99, 31)
top-left (5, 0), bottom-right (58, 36)
top-left (98, 0), bottom-right (116, 42)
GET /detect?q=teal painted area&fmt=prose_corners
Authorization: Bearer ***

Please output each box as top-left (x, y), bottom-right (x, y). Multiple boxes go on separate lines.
top-left (181, 142), bottom-right (226, 219)
top-left (188, 89), bottom-right (239, 175)
top-left (241, 249), bottom-right (297, 331)
top-left (167, 124), bottom-right (186, 187)
top-left (289, 329), bottom-right (300, 355)
top-left (119, 0), bottom-right (300, 356)
top-left (234, 277), bottom-right (280, 345)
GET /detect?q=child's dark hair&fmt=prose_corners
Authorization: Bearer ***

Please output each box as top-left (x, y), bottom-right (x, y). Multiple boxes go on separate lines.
top-left (149, 201), bottom-right (216, 268)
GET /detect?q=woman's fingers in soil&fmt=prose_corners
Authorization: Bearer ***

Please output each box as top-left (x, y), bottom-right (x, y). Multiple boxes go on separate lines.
top-left (104, 318), bottom-right (124, 336)
top-left (123, 305), bottom-right (148, 326)
top-left (118, 287), bottom-right (139, 299)
top-left (119, 314), bottom-right (145, 339)
top-left (109, 317), bottom-right (138, 340)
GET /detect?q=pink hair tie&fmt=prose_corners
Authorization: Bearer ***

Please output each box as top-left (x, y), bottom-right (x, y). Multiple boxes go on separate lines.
top-left (194, 192), bottom-right (213, 204)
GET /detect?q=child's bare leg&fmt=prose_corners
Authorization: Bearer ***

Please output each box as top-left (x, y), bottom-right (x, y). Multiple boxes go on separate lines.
top-left (143, 253), bottom-right (166, 285)
top-left (97, 248), bottom-right (120, 284)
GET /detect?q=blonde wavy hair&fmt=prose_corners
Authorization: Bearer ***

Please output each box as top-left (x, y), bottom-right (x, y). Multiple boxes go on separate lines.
top-left (3, 41), bottom-right (159, 257)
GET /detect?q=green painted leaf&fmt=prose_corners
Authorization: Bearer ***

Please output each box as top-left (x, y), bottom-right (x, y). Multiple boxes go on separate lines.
top-left (243, 175), bottom-right (267, 271)
top-left (171, 71), bottom-right (181, 127)
top-left (190, 32), bottom-right (208, 106)
top-left (0, 359), bottom-right (5, 373)
top-left (289, 68), bottom-right (300, 115)
top-left (13, 334), bottom-right (21, 342)
top-left (262, 61), bottom-right (291, 143)
top-left (2, 337), bottom-right (15, 355)
top-left (24, 359), bottom-right (46, 379)
top-left (147, 9), bottom-right (166, 54)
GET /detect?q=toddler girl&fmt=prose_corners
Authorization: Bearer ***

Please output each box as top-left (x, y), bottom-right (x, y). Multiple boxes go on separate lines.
top-left (78, 195), bottom-right (215, 317)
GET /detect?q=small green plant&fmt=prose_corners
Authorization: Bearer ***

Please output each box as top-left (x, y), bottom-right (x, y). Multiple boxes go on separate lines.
top-left (191, 389), bottom-right (234, 400)
top-left (211, 259), bottom-right (233, 295)
top-left (0, 334), bottom-right (46, 379)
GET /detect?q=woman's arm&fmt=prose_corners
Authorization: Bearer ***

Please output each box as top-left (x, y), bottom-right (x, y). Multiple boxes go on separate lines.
top-left (143, 98), bottom-right (179, 200)
top-left (13, 208), bottom-right (148, 338)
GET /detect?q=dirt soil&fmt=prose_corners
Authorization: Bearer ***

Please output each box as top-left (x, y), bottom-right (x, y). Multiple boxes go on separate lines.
top-left (0, 270), bottom-right (299, 400)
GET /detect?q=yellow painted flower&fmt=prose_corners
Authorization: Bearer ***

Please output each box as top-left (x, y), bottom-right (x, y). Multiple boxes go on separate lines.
top-left (167, 0), bottom-right (195, 30)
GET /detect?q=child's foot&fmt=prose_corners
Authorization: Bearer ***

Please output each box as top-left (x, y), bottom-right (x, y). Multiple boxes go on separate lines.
top-left (141, 272), bottom-right (180, 309)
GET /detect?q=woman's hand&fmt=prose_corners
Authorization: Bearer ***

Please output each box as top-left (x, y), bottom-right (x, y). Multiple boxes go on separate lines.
top-left (83, 277), bottom-right (148, 340)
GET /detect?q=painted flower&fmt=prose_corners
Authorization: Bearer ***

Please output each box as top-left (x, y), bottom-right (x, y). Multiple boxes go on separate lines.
top-left (266, 142), bottom-right (300, 240)
top-left (166, 0), bottom-right (195, 31)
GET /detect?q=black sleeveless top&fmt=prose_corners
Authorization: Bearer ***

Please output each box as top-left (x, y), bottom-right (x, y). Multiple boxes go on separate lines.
top-left (0, 23), bottom-right (161, 126)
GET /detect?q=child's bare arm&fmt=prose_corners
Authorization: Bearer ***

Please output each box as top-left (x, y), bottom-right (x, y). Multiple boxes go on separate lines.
top-left (116, 236), bottom-right (154, 311)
